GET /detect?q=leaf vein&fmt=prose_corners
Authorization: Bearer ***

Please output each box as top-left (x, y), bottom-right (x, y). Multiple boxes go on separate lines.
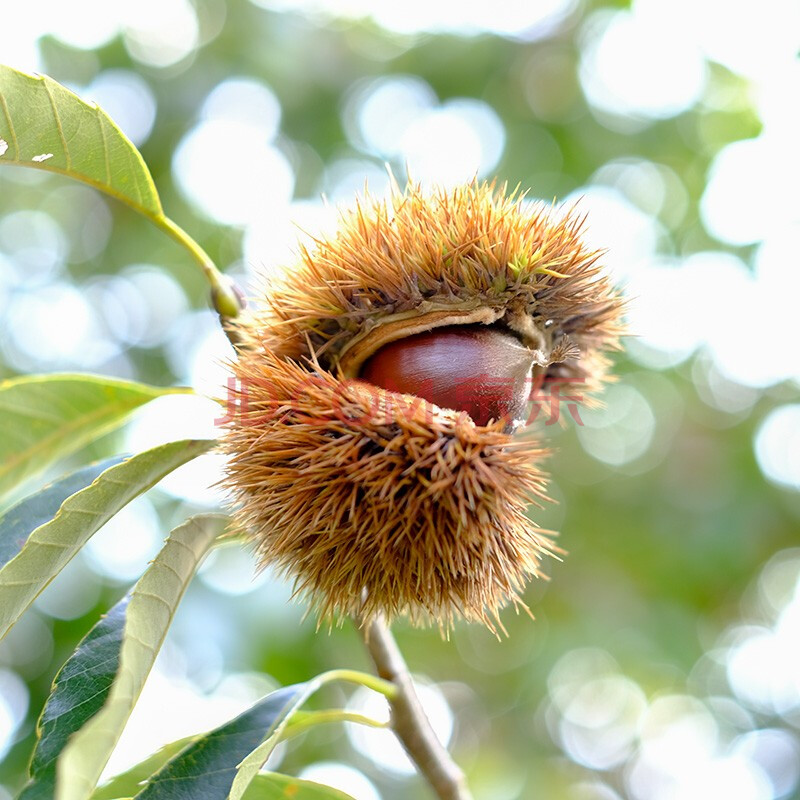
top-left (0, 91), bottom-right (19, 159)
top-left (123, 631), bottom-right (158, 653)
top-left (155, 561), bottom-right (184, 580)
top-left (96, 107), bottom-right (111, 187)
top-left (132, 590), bottom-right (174, 611)
top-left (42, 79), bottom-right (71, 169)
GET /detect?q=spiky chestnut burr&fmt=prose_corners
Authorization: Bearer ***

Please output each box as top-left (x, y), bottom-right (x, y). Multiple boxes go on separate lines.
top-left (221, 181), bottom-right (623, 630)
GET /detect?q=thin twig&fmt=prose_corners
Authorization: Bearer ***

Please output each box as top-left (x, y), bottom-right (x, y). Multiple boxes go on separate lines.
top-left (356, 615), bottom-right (474, 800)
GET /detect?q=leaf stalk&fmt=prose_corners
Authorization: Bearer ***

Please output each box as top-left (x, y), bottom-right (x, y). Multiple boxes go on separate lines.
top-left (155, 215), bottom-right (244, 319)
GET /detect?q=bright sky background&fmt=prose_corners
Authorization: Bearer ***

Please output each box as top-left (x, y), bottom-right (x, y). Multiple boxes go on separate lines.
top-left (0, 1), bottom-right (799, 798)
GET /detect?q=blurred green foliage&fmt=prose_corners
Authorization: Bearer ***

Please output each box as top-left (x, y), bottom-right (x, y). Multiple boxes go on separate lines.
top-left (1, 1), bottom-right (798, 799)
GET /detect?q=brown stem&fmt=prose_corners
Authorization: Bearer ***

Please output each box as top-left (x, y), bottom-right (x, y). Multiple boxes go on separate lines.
top-left (356, 615), bottom-right (474, 800)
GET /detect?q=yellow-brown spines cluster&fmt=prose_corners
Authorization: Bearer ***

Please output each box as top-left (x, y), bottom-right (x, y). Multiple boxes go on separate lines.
top-left (222, 181), bottom-right (622, 629)
top-left (238, 181), bottom-right (622, 391)
top-left (222, 355), bottom-right (556, 629)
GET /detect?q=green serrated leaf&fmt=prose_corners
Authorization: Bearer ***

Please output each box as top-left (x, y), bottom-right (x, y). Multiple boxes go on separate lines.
top-left (0, 456), bottom-right (124, 570)
top-left (0, 373), bottom-right (187, 502)
top-left (53, 513), bottom-right (228, 800)
top-left (19, 598), bottom-right (129, 800)
top-left (90, 738), bottom-right (198, 800)
top-left (90, 708), bottom-right (384, 800)
top-left (133, 684), bottom-right (314, 800)
top-left (0, 65), bottom-right (162, 217)
top-left (225, 686), bottom-right (320, 800)
top-left (88, 670), bottom-right (393, 800)
top-left (0, 439), bottom-right (214, 642)
top-left (228, 669), bottom-right (396, 800)
top-left (0, 66), bottom-right (242, 318)
top-left (242, 773), bottom-right (356, 800)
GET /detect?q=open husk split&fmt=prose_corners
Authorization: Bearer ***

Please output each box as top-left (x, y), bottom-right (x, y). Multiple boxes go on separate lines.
top-left (221, 181), bottom-right (623, 630)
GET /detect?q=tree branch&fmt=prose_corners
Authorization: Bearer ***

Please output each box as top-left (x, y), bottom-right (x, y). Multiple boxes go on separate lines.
top-left (356, 615), bottom-right (474, 800)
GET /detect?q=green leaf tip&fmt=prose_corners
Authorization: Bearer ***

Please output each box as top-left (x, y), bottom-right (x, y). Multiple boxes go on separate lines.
top-left (0, 64), bottom-right (162, 216)
top-left (0, 64), bottom-right (243, 320)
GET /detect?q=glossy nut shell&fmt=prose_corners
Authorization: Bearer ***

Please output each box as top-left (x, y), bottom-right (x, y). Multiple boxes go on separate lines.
top-left (359, 325), bottom-right (536, 428)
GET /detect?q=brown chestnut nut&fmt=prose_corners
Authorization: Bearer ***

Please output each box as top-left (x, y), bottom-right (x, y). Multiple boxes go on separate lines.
top-left (359, 325), bottom-right (536, 428)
